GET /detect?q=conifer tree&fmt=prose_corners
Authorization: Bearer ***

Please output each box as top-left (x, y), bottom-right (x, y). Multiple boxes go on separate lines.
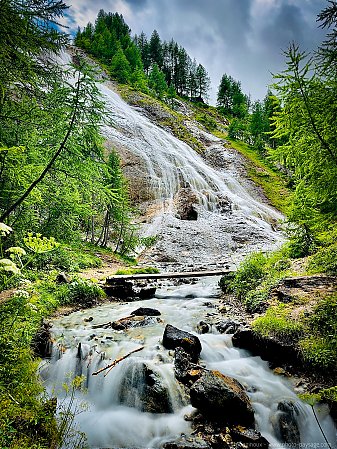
top-left (110, 47), bottom-right (131, 83)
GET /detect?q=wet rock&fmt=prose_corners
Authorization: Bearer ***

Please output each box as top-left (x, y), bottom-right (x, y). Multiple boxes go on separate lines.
top-left (189, 370), bottom-right (255, 427)
top-left (163, 324), bottom-right (202, 362)
top-left (196, 321), bottom-right (210, 334)
top-left (175, 187), bottom-right (198, 220)
top-left (271, 400), bottom-right (300, 447)
top-left (103, 281), bottom-right (134, 299)
top-left (135, 285), bottom-right (157, 299)
top-left (163, 436), bottom-right (211, 449)
top-left (232, 327), bottom-right (303, 368)
top-left (110, 315), bottom-right (160, 330)
top-left (103, 280), bottom-right (156, 300)
top-left (174, 347), bottom-right (202, 385)
top-left (216, 319), bottom-right (240, 334)
top-left (31, 321), bottom-right (53, 358)
top-left (231, 428), bottom-right (269, 448)
top-left (118, 361), bottom-right (173, 413)
top-left (131, 307), bottom-right (161, 316)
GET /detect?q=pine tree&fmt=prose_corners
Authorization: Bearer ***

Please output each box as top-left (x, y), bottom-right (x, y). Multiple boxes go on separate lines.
top-left (149, 64), bottom-right (168, 99)
top-left (149, 30), bottom-right (163, 68)
top-left (110, 47), bottom-right (131, 83)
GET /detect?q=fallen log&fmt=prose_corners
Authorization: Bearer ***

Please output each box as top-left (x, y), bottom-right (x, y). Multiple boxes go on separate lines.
top-left (92, 346), bottom-right (144, 377)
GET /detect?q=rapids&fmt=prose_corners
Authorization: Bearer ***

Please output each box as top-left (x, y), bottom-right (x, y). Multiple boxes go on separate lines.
top-left (42, 52), bottom-right (336, 448)
top-left (41, 279), bottom-right (337, 448)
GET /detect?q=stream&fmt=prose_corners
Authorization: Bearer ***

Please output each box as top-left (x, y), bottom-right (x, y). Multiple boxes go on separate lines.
top-left (42, 51), bottom-right (337, 448)
top-left (41, 278), bottom-right (336, 448)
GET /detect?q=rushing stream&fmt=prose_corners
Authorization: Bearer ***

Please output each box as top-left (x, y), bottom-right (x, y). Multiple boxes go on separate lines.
top-left (41, 278), bottom-right (336, 448)
top-left (42, 51), bottom-right (337, 448)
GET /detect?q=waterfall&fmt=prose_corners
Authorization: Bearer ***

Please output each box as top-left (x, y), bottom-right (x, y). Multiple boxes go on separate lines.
top-left (41, 51), bottom-right (336, 449)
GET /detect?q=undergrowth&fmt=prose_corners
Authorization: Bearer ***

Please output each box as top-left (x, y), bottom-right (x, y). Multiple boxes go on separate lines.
top-left (114, 266), bottom-right (159, 275)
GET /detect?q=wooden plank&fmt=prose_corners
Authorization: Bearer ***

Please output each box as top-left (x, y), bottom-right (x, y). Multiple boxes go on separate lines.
top-left (106, 269), bottom-right (233, 284)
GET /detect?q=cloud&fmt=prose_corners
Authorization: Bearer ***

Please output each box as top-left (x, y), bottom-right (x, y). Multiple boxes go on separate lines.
top-left (63, 0), bottom-right (326, 101)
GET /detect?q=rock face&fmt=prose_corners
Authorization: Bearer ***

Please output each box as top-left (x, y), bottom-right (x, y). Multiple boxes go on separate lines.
top-left (232, 327), bottom-right (302, 368)
top-left (163, 324), bottom-right (202, 362)
top-left (189, 370), bottom-right (255, 427)
top-left (272, 400), bottom-right (300, 447)
top-left (118, 361), bottom-right (173, 414)
top-left (174, 187), bottom-right (198, 220)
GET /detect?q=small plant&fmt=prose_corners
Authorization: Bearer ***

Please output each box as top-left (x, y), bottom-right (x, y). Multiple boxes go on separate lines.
top-left (299, 393), bottom-right (333, 449)
top-left (114, 266), bottom-right (160, 275)
top-left (252, 303), bottom-right (303, 340)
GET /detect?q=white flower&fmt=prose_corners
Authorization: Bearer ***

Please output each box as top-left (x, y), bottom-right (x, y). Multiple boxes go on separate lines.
top-left (0, 223), bottom-right (13, 236)
top-left (6, 246), bottom-right (26, 256)
top-left (15, 289), bottom-right (30, 299)
top-left (0, 258), bottom-right (21, 274)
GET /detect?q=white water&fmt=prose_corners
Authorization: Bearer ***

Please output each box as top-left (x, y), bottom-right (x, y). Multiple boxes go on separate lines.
top-left (41, 279), bottom-right (337, 448)
top-left (44, 51), bottom-right (336, 448)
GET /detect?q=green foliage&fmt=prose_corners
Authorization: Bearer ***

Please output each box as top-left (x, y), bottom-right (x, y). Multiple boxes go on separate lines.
top-left (307, 243), bottom-right (337, 275)
top-left (252, 303), bottom-right (303, 339)
top-left (217, 74), bottom-right (248, 118)
top-left (110, 47), bottom-right (132, 83)
top-left (0, 290), bottom-right (58, 448)
top-left (221, 248), bottom-right (292, 311)
top-left (149, 64), bottom-right (168, 99)
top-left (114, 266), bottom-right (159, 275)
top-left (228, 252), bottom-right (269, 300)
top-left (40, 276), bottom-right (105, 307)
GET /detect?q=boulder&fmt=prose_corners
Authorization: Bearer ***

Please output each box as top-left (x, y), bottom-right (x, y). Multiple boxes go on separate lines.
top-left (163, 324), bottom-right (202, 362)
top-left (189, 370), bottom-right (255, 427)
top-left (232, 327), bottom-right (302, 368)
top-left (163, 436), bottom-right (211, 449)
top-left (175, 187), bottom-right (198, 220)
top-left (271, 400), bottom-right (300, 447)
top-left (174, 347), bottom-right (202, 385)
top-left (131, 307), bottom-right (161, 316)
top-left (103, 280), bottom-right (156, 300)
top-left (118, 361), bottom-right (173, 413)
top-left (110, 315), bottom-right (160, 331)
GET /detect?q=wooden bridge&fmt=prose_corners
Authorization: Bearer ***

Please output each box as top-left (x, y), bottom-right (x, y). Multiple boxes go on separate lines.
top-left (106, 269), bottom-right (233, 284)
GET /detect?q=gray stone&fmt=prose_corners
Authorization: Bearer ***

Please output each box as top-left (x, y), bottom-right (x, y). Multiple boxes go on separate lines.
top-left (272, 400), bottom-right (300, 447)
top-left (163, 324), bottom-right (202, 362)
top-left (189, 370), bottom-right (255, 427)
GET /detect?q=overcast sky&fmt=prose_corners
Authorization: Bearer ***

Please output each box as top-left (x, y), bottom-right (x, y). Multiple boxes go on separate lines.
top-left (63, 0), bottom-right (326, 103)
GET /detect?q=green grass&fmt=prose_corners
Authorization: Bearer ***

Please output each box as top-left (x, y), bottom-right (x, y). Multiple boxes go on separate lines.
top-left (225, 138), bottom-right (292, 215)
top-left (252, 303), bottom-right (304, 340)
top-left (114, 266), bottom-right (160, 275)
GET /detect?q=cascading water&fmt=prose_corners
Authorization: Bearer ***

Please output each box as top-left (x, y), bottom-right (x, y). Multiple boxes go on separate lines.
top-left (42, 51), bottom-right (336, 448)
top-left (41, 279), bottom-right (337, 448)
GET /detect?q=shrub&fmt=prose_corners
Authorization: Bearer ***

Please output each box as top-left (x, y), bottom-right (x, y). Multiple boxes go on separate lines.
top-left (229, 252), bottom-right (268, 300)
top-left (307, 243), bottom-right (337, 275)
